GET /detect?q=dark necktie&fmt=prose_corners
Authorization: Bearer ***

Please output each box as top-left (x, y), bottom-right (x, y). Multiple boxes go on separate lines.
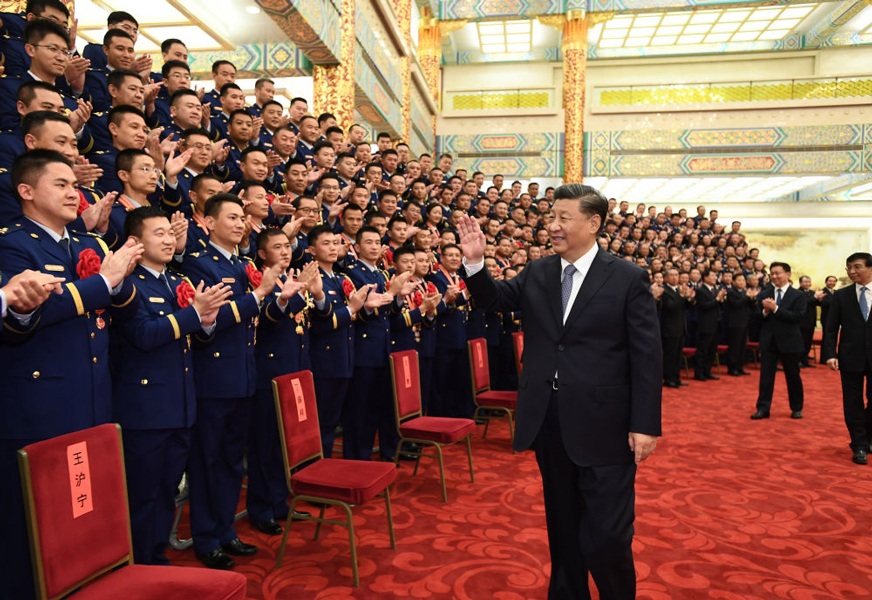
top-left (775, 288), bottom-right (782, 306)
top-left (561, 264), bottom-right (577, 317)
top-left (860, 286), bottom-right (869, 321)
top-left (158, 272), bottom-right (174, 297)
top-left (58, 237), bottom-right (72, 259)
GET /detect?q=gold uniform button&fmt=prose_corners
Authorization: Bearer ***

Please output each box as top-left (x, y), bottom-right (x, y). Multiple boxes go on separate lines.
top-left (325, 345), bottom-right (330, 350)
top-left (90, 332), bottom-right (95, 339)
top-left (267, 353), bottom-right (275, 358)
top-left (31, 371), bottom-right (40, 379)
top-left (213, 352), bottom-right (220, 358)
top-left (183, 349), bottom-right (187, 354)
top-left (362, 333), bottom-right (367, 338)
top-left (92, 357), bottom-right (97, 363)
top-left (247, 342), bottom-right (251, 347)
top-left (141, 379), bottom-right (148, 385)
top-left (185, 367), bottom-right (189, 373)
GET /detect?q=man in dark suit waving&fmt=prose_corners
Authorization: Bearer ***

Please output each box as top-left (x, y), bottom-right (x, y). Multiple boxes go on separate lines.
top-left (458, 184), bottom-right (662, 600)
top-left (751, 262), bottom-right (806, 420)
top-left (823, 252), bottom-right (872, 464)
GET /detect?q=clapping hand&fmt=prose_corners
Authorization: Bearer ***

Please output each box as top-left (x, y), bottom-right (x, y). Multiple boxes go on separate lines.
top-left (192, 281), bottom-right (232, 326)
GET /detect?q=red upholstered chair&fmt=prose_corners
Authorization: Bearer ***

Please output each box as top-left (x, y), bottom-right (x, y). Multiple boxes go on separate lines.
top-left (512, 331), bottom-right (524, 376)
top-left (17, 424), bottom-right (247, 600)
top-left (715, 345), bottom-right (728, 374)
top-left (681, 347), bottom-right (696, 379)
top-left (389, 350), bottom-right (475, 502)
top-left (468, 337), bottom-right (517, 451)
top-left (812, 329), bottom-right (823, 361)
top-left (272, 370), bottom-right (397, 587)
top-left (746, 341), bottom-right (760, 369)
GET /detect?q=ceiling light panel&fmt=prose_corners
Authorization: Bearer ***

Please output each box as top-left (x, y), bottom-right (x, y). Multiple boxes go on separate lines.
top-left (476, 19), bottom-right (532, 54)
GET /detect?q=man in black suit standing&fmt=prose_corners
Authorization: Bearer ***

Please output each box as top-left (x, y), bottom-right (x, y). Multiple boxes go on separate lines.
top-left (751, 262), bottom-right (806, 420)
top-left (817, 275), bottom-right (837, 364)
top-left (798, 275), bottom-right (818, 368)
top-left (726, 273), bottom-right (757, 376)
top-left (458, 184), bottom-right (662, 600)
top-left (660, 267), bottom-right (694, 388)
top-left (694, 269), bottom-right (726, 381)
top-left (823, 252), bottom-right (872, 465)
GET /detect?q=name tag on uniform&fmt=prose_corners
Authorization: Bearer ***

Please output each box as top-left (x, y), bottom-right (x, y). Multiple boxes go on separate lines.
top-left (328, 290), bottom-right (337, 295)
top-left (222, 278), bottom-right (236, 283)
top-left (148, 297), bottom-right (165, 303)
top-left (44, 264), bottom-right (65, 272)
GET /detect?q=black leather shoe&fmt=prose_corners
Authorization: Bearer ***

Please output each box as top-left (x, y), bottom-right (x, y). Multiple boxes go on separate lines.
top-left (251, 519), bottom-right (282, 536)
top-left (750, 411), bottom-right (770, 420)
top-left (852, 448), bottom-right (867, 465)
top-left (275, 508), bottom-right (311, 521)
top-left (678, 381), bottom-right (689, 386)
top-left (740, 370), bottom-right (751, 375)
top-left (706, 374), bottom-right (720, 380)
top-left (222, 538), bottom-right (258, 556)
top-left (664, 381), bottom-right (680, 388)
top-left (790, 411), bottom-right (803, 419)
top-left (196, 548), bottom-right (235, 570)
top-left (727, 370), bottom-right (742, 377)
top-left (402, 442), bottom-right (422, 454)
top-left (693, 375), bottom-right (707, 381)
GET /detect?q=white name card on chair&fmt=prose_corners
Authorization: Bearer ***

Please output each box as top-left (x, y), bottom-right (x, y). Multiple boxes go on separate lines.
top-left (67, 441), bottom-right (93, 518)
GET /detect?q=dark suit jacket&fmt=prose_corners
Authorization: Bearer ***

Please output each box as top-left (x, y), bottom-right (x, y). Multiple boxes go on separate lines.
top-left (819, 287), bottom-right (835, 328)
top-left (659, 285), bottom-right (688, 338)
top-left (695, 285), bottom-right (720, 335)
top-left (464, 249), bottom-right (662, 467)
top-left (801, 289), bottom-right (818, 328)
top-left (757, 285), bottom-right (806, 353)
top-left (823, 285), bottom-right (872, 372)
top-left (727, 286), bottom-right (755, 328)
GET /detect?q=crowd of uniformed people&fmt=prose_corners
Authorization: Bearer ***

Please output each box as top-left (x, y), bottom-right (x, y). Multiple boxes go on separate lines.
top-left (0, 1), bottom-right (804, 595)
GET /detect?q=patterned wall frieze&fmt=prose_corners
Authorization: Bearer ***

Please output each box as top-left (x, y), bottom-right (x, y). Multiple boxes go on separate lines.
top-left (450, 47), bottom-right (561, 64)
top-left (354, 46), bottom-right (403, 135)
top-left (256, 0), bottom-right (341, 64)
top-left (355, 1), bottom-right (404, 94)
top-left (804, 0), bottom-right (868, 48)
top-left (186, 44), bottom-right (311, 79)
top-left (584, 124), bottom-right (872, 178)
top-left (438, 133), bottom-right (564, 177)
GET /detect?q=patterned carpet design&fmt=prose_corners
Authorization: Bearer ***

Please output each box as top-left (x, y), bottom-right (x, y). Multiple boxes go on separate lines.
top-left (168, 366), bottom-right (872, 599)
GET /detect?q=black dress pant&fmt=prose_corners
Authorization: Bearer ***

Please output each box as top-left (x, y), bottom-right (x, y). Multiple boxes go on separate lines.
top-left (800, 326), bottom-right (815, 363)
top-left (756, 349), bottom-right (804, 413)
top-left (534, 391), bottom-right (637, 600)
top-left (695, 330), bottom-right (717, 376)
top-left (840, 367), bottom-right (872, 450)
top-left (661, 335), bottom-right (683, 383)
top-left (726, 326), bottom-right (747, 372)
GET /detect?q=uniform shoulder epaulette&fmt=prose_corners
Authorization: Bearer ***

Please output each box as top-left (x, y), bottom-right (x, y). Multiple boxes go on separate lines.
top-left (0, 222), bottom-right (25, 236)
top-left (90, 150), bottom-right (110, 155)
top-left (189, 251), bottom-right (201, 258)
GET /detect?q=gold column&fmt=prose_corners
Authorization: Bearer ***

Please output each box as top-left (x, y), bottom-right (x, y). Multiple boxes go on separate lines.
top-left (393, 0), bottom-right (412, 143)
top-left (561, 10), bottom-right (587, 184)
top-left (0, 0), bottom-right (25, 11)
top-left (312, 0), bottom-right (355, 131)
top-left (417, 13), bottom-right (441, 107)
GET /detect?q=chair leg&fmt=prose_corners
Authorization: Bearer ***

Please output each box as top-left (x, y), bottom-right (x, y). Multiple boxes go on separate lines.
top-left (384, 486), bottom-right (396, 550)
top-left (507, 410), bottom-right (515, 454)
top-left (683, 356), bottom-right (690, 379)
top-left (465, 435), bottom-right (474, 483)
top-left (434, 444), bottom-right (447, 503)
top-left (340, 502), bottom-right (359, 587)
top-left (394, 439), bottom-right (403, 468)
top-left (314, 503), bottom-right (326, 540)
top-left (276, 497), bottom-right (298, 568)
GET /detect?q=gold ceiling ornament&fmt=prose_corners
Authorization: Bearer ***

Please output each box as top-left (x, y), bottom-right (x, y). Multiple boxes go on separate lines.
top-left (587, 11), bottom-right (617, 28)
top-left (536, 14), bottom-right (566, 30)
top-left (439, 19), bottom-right (468, 36)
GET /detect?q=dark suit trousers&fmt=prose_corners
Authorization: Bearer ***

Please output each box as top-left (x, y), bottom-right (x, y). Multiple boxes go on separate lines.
top-left (189, 396), bottom-right (252, 555)
top-left (800, 326), bottom-right (815, 361)
top-left (246, 387), bottom-right (289, 523)
top-left (534, 391), bottom-right (637, 600)
top-left (840, 368), bottom-right (872, 449)
top-left (124, 428), bottom-right (190, 565)
top-left (756, 350), bottom-right (804, 413)
top-left (661, 336), bottom-right (683, 383)
top-left (695, 330), bottom-right (717, 376)
top-left (0, 437), bottom-right (39, 600)
top-left (726, 326), bottom-right (748, 372)
top-left (313, 376), bottom-right (350, 458)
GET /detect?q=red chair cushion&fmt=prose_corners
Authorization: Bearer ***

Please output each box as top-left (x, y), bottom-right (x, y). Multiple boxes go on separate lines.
top-left (75, 564), bottom-right (247, 600)
top-left (681, 348), bottom-right (697, 357)
top-left (400, 416), bottom-right (476, 444)
top-left (747, 342), bottom-right (759, 349)
top-left (291, 458), bottom-right (397, 505)
top-left (716, 345), bottom-right (728, 353)
top-left (475, 390), bottom-right (517, 409)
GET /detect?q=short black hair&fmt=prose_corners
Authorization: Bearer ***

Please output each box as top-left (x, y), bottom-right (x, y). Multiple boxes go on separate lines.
top-left (255, 78), bottom-right (274, 89)
top-left (553, 184), bottom-right (608, 234)
top-left (313, 141), bottom-right (334, 155)
top-left (181, 127), bottom-right (211, 143)
top-left (290, 97), bottom-right (308, 107)
top-left (220, 83), bottom-right (242, 97)
top-left (103, 29), bottom-right (134, 47)
top-left (108, 68), bottom-right (141, 90)
top-left (355, 224), bottom-right (380, 244)
top-left (262, 100), bottom-right (283, 112)
top-left (228, 108), bottom-right (252, 124)
top-left (21, 110), bottom-right (69, 137)
top-left (325, 126), bottom-right (344, 137)
top-left (115, 148), bottom-right (149, 173)
top-left (161, 38), bottom-right (186, 54)
top-left (11, 149), bottom-right (71, 202)
top-left (393, 245), bottom-right (415, 262)
top-left (377, 132), bottom-right (392, 140)
top-left (107, 105), bottom-right (145, 128)
top-left (239, 146), bottom-right (267, 163)
top-left (317, 112), bottom-right (336, 125)
top-left (23, 18), bottom-right (68, 46)
top-left (190, 173), bottom-right (221, 194)
top-left (769, 261), bottom-right (792, 273)
top-left (256, 227), bottom-right (287, 251)
top-left (169, 88), bottom-right (198, 106)
top-left (16, 80), bottom-right (60, 107)
top-left (381, 148), bottom-right (398, 158)
top-left (846, 252), bottom-right (872, 266)
top-left (204, 193), bottom-right (243, 218)
top-left (26, 0), bottom-right (70, 19)
top-left (107, 10), bottom-right (137, 27)
top-left (307, 223), bottom-right (334, 246)
top-left (125, 205), bottom-right (168, 240)
top-left (161, 59), bottom-right (190, 78)
top-left (211, 60), bottom-right (236, 74)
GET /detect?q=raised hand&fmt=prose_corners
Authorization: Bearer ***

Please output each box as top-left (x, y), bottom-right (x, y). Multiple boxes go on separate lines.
top-left (266, 150), bottom-right (283, 170)
top-left (298, 261), bottom-right (323, 300)
top-left (200, 103), bottom-right (212, 128)
top-left (444, 284), bottom-right (460, 305)
top-left (80, 192), bottom-right (116, 234)
top-left (68, 99), bottom-right (92, 133)
top-left (327, 200), bottom-right (348, 221)
top-left (170, 211), bottom-right (189, 253)
top-left (192, 281), bottom-right (232, 326)
top-left (279, 275), bottom-right (305, 302)
top-left (348, 283), bottom-right (372, 313)
top-left (73, 156), bottom-right (103, 188)
top-left (100, 238), bottom-right (145, 287)
top-left (212, 139), bottom-right (229, 167)
top-left (250, 116), bottom-right (264, 141)
top-left (164, 148), bottom-right (195, 182)
top-left (281, 214), bottom-right (305, 240)
top-left (421, 291), bottom-right (441, 316)
top-left (64, 56), bottom-right (89, 94)
top-left (457, 215), bottom-right (486, 264)
top-left (388, 270), bottom-right (413, 297)
top-left (365, 290), bottom-right (393, 310)
top-left (254, 265), bottom-right (281, 301)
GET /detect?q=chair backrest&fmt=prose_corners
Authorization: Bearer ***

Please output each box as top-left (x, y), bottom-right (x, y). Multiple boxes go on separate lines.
top-left (512, 331), bottom-right (524, 375)
top-left (273, 370), bottom-right (323, 481)
top-left (389, 350), bottom-right (423, 425)
top-left (467, 337), bottom-right (491, 394)
top-left (18, 423), bottom-right (133, 600)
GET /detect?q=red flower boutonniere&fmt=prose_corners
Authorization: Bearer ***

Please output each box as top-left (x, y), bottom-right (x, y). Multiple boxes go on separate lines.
top-left (459, 279), bottom-right (467, 291)
top-left (77, 191), bottom-right (90, 216)
top-left (426, 282), bottom-right (437, 294)
top-left (76, 248), bottom-right (102, 279)
top-left (176, 281), bottom-right (195, 308)
top-left (383, 247), bottom-right (394, 264)
top-left (411, 290), bottom-right (423, 310)
top-left (245, 263), bottom-right (263, 288)
top-left (342, 277), bottom-right (355, 297)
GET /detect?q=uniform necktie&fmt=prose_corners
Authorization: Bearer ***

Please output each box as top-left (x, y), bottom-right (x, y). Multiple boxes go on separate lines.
top-left (775, 288), bottom-right (782, 306)
top-left (561, 264), bottom-right (577, 316)
top-left (861, 286), bottom-right (869, 321)
top-left (58, 237), bottom-right (72, 259)
top-left (159, 272), bottom-right (174, 297)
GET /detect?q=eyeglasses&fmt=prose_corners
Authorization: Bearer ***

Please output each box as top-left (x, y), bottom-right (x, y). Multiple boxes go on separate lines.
top-left (185, 142), bottom-right (210, 150)
top-left (135, 166), bottom-right (162, 175)
top-left (31, 44), bottom-right (73, 56)
top-left (169, 73), bottom-right (192, 81)
top-left (297, 207), bottom-right (318, 214)
top-left (320, 185), bottom-right (340, 191)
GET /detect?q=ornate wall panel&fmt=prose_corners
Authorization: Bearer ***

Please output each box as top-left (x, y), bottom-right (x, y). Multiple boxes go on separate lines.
top-left (257, 0), bottom-right (341, 64)
top-left (186, 44), bottom-right (311, 79)
top-left (354, 46), bottom-right (403, 135)
top-left (438, 132), bottom-right (564, 177)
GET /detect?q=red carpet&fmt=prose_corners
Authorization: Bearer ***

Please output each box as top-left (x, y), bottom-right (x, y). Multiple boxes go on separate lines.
top-left (167, 366), bottom-right (872, 599)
